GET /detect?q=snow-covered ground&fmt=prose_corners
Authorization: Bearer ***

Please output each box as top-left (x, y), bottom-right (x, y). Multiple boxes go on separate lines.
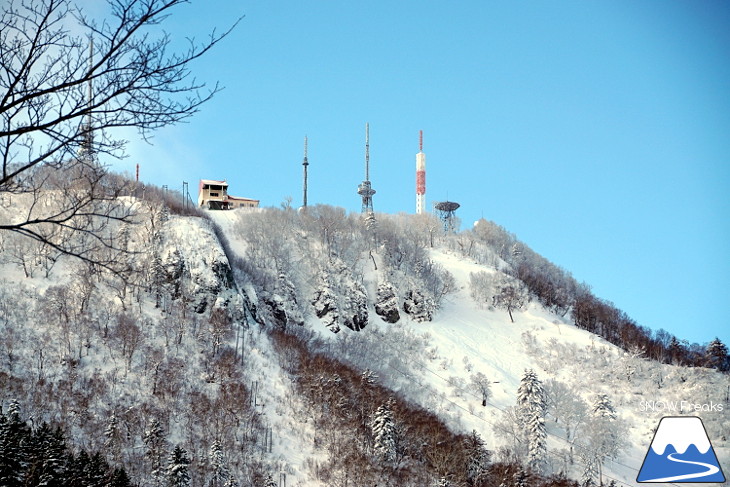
top-left (211, 208), bottom-right (728, 486)
top-left (0, 202), bottom-right (724, 487)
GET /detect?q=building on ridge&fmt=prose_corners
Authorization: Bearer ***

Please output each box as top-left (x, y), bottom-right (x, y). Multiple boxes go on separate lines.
top-left (198, 179), bottom-right (259, 210)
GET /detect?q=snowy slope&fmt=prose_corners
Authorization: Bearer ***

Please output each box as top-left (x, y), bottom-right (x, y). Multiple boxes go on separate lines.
top-left (4, 198), bottom-right (722, 486)
top-left (210, 208), bottom-right (728, 487)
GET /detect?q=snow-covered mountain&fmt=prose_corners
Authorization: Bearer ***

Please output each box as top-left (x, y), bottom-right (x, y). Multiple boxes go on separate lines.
top-left (0, 192), bottom-right (727, 487)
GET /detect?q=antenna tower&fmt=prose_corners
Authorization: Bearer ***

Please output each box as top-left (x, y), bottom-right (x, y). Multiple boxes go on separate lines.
top-left (302, 136), bottom-right (309, 208)
top-left (80, 36), bottom-right (95, 164)
top-left (357, 122), bottom-right (376, 214)
top-left (416, 130), bottom-right (426, 214)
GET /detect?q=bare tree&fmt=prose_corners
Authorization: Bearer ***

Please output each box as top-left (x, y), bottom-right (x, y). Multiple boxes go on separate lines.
top-left (0, 0), bottom-right (239, 270)
top-left (469, 372), bottom-right (492, 407)
top-left (492, 273), bottom-right (530, 323)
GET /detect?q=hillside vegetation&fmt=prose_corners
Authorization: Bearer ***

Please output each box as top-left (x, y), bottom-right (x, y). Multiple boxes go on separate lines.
top-left (0, 176), bottom-right (727, 487)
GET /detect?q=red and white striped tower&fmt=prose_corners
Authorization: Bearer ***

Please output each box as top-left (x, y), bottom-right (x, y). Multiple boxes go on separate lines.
top-left (416, 130), bottom-right (426, 214)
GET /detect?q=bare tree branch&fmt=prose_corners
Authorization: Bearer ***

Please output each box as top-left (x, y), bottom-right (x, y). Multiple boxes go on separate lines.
top-left (0, 0), bottom-right (240, 272)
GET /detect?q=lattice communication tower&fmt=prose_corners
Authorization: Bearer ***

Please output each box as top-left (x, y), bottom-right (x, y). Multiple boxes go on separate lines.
top-left (357, 122), bottom-right (376, 214)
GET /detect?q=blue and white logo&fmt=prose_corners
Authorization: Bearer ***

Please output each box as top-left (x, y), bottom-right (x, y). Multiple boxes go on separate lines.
top-left (637, 416), bottom-right (725, 483)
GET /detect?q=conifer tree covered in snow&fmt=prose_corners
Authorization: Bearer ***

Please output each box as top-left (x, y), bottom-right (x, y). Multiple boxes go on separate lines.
top-left (144, 418), bottom-right (167, 486)
top-left (591, 394), bottom-right (616, 420)
top-left (578, 394), bottom-right (624, 486)
top-left (0, 404), bottom-right (131, 486)
top-left (706, 338), bottom-right (729, 371)
top-left (371, 401), bottom-right (397, 463)
top-left (262, 473), bottom-right (278, 487)
top-left (463, 430), bottom-right (491, 485)
top-left (208, 440), bottom-right (230, 487)
top-left (166, 445), bottom-right (191, 487)
top-left (517, 369), bottom-right (547, 473)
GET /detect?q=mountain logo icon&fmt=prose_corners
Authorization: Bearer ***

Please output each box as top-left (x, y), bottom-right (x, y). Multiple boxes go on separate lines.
top-left (637, 416), bottom-right (725, 483)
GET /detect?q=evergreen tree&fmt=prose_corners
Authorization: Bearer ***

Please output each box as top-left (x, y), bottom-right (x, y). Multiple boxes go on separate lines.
top-left (110, 467), bottom-right (133, 487)
top-left (208, 440), bottom-right (230, 487)
top-left (0, 402), bottom-right (30, 487)
top-left (580, 394), bottom-right (623, 486)
top-left (517, 369), bottom-right (547, 473)
top-left (166, 445), bottom-right (191, 487)
top-left (262, 473), bottom-right (277, 487)
top-left (591, 394), bottom-right (616, 420)
top-left (668, 336), bottom-right (684, 364)
top-left (463, 430), bottom-right (491, 485)
top-left (706, 338), bottom-right (729, 371)
top-left (144, 418), bottom-right (167, 486)
top-left (104, 412), bottom-right (123, 464)
top-left (64, 450), bottom-right (110, 485)
top-left (370, 401), bottom-right (397, 463)
top-left (513, 468), bottom-right (529, 487)
top-left (25, 422), bottom-right (67, 487)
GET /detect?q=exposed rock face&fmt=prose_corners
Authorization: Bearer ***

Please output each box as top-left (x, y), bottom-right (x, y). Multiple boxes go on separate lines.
top-left (342, 281), bottom-right (368, 331)
top-left (311, 265), bottom-right (368, 333)
top-left (375, 282), bottom-right (400, 323)
top-left (403, 290), bottom-right (433, 322)
top-left (159, 217), bottom-right (235, 314)
top-left (312, 286), bottom-right (340, 333)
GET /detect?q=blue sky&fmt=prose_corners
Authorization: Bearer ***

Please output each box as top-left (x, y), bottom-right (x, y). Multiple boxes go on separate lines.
top-left (111, 1), bottom-right (728, 346)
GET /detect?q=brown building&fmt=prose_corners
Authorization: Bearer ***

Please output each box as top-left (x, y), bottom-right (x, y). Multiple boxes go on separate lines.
top-left (198, 179), bottom-right (259, 210)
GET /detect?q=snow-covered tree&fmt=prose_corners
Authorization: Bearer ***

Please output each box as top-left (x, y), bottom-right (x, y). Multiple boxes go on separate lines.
top-left (517, 369), bottom-right (546, 473)
top-left (578, 394), bottom-right (625, 486)
top-left (262, 473), bottom-right (277, 487)
top-left (513, 468), bottom-right (529, 487)
top-left (492, 274), bottom-right (529, 323)
top-left (370, 401), bottom-right (397, 463)
top-left (144, 418), bottom-right (167, 486)
top-left (166, 445), bottom-right (191, 487)
top-left (706, 338), bottom-right (729, 371)
top-left (0, 401), bottom-right (29, 487)
top-left (434, 477), bottom-right (451, 487)
top-left (104, 412), bottom-right (123, 464)
top-left (470, 372), bottom-right (492, 407)
top-left (463, 430), bottom-right (491, 485)
top-left (312, 271), bottom-right (340, 333)
top-left (544, 379), bottom-right (588, 464)
top-left (591, 394), bottom-right (616, 420)
top-left (208, 441), bottom-right (229, 487)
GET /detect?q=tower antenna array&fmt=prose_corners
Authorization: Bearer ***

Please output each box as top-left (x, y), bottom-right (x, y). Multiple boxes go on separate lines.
top-left (80, 36), bottom-right (95, 163)
top-left (302, 136), bottom-right (309, 208)
top-left (416, 130), bottom-right (426, 214)
top-left (357, 122), bottom-right (376, 214)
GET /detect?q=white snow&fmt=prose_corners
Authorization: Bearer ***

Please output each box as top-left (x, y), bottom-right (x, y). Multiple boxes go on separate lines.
top-left (650, 417), bottom-right (712, 455)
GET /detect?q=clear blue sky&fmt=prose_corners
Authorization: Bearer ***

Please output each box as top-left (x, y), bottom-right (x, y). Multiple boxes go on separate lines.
top-left (109, 1), bottom-right (729, 347)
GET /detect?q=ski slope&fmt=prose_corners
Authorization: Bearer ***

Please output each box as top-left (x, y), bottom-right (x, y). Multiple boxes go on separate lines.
top-left (210, 209), bottom-right (728, 487)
